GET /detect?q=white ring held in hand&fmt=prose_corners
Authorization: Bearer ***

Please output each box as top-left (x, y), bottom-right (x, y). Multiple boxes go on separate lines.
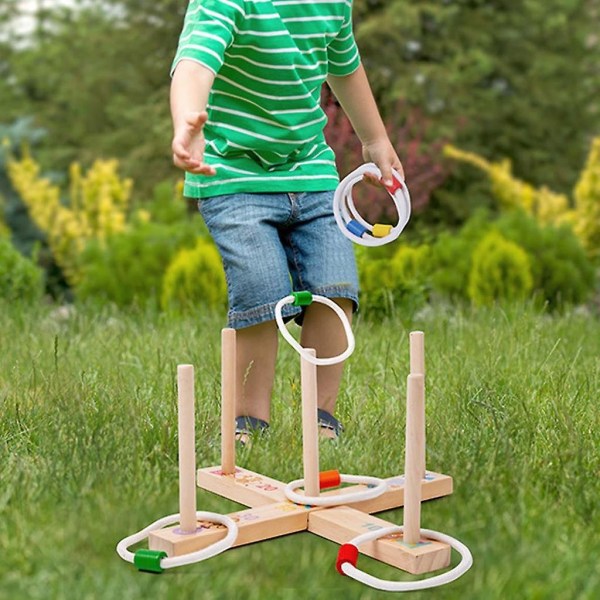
top-left (341, 526), bottom-right (473, 591)
top-left (333, 162), bottom-right (411, 246)
top-left (274, 294), bottom-right (355, 366)
top-left (116, 511), bottom-right (238, 569)
top-left (285, 474), bottom-right (388, 507)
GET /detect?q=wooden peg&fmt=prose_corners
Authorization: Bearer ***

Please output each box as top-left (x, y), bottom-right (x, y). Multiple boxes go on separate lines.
top-left (409, 331), bottom-right (426, 477)
top-left (221, 328), bottom-right (236, 475)
top-left (177, 364), bottom-right (197, 534)
top-left (409, 331), bottom-right (425, 375)
top-left (403, 373), bottom-right (425, 545)
top-left (301, 348), bottom-right (320, 498)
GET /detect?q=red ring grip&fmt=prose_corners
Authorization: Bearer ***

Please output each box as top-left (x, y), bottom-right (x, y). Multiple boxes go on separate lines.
top-left (319, 469), bottom-right (341, 490)
top-left (336, 543), bottom-right (359, 575)
top-left (382, 176), bottom-right (403, 195)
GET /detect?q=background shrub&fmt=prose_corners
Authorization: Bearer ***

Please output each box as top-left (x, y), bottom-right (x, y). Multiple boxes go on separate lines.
top-left (428, 210), bottom-right (491, 301)
top-left (0, 237), bottom-right (44, 302)
top-left (7, 151), bottom-right (133, 286)
top-left (392, 209), bottom-right (596, 310)
top-left (573, 137), bottom-right (600, 261)
top-left (468, 231), bottom-right (533, 306)
top-left (75, 219), bottom-right (200, 307)
top-left (495, 212), bottom-right (596, 308)
top-left (161, 238), bottom-right (226, 313)
top-left (356, 244), bottom-right (429, 319)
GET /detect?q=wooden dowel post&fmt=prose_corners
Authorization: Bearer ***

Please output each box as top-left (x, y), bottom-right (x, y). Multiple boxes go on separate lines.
top-left (409, 331), bottom-right (426, 478)
top-left (409, 331), bottom-right (425, 376)
top-left (177, 364), bottom-right (197, 533)
top-left (301, 349), bottom-right (320, 498)
top-left (221, 328), bottom-right (236, 475)
top-left (403, 373), bottom-right (425, 545)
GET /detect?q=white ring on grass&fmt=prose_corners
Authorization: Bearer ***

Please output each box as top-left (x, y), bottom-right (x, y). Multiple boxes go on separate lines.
top-left (333, 162), bottom-right (411, 247)
top-left (340, 526), bottom-right (473, 591)
top-left (284, 474), bottom-right (388, 507)
top-left (116, 511), bottom-right (238, 569)
top-left (274, 294), bottom-right (355, 366)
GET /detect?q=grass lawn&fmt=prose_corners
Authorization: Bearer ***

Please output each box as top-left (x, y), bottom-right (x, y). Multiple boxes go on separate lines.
top-left (1, 301), bottom-right (599, 599)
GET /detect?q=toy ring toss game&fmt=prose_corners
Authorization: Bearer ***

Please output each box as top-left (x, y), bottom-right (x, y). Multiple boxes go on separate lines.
top-left (116, 323), bottom-right (472, 591)
top-left (333, 162), bottom-right (411, 246)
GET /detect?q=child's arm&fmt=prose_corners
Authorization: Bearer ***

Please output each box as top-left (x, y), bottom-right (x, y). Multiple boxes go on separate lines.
top-left (327, 65), bottom-right (403, 186)
top-left (170, 60), bottom-right (216, 175)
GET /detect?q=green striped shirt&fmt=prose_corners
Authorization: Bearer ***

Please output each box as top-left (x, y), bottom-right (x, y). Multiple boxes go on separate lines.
top-left (172, 0), bottom-right (361, 198)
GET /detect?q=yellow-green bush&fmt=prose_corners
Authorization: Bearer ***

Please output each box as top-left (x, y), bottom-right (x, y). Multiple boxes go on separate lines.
top-left (494, 211), bottom-right (595, 308)
top-left (426, 209), bottom-right (595, 309)
top-left (444, 145), bottom-right (571, 224)
top-left (468, 231), bottom-right (533, 306)
top-left (7, 150), bottom-right (133, 285)
top-left (573, 138), bottom-right (600, 260)
top-left (444, 138), bottom-right (600, 262)
top-left (161, 238), bottom-right (226, 312)
top-left (356, 244), bottom-right (430, 318)
top-left (390, 244), bottom-right (431, 281)
top-left (0, 194), bottom-right (8, 238)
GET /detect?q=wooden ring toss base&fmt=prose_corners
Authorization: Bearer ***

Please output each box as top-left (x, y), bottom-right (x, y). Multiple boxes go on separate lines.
top-left (121, 331), bottom-right (468, 591)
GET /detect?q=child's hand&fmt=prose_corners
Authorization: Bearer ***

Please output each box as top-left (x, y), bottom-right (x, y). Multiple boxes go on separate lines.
top-left (172, 111), bottom-right (216, 176)
top-left (361, 139), bottom-right (404, 188)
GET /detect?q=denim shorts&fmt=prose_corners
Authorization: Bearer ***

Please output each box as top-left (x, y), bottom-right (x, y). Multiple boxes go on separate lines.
top-left (198, 191), bottom-right (359, 329)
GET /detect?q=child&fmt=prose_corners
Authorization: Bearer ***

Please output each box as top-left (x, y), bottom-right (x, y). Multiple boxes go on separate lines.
top-left (170, 0), bottom-right (404, 443)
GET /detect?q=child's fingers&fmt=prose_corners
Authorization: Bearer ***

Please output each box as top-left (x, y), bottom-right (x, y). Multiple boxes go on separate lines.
top-left (172, 152), bottom-right (216, 175)
top-left (173, 153), bottom-right (198, 170)
top-left (363, 172), bottom-right (384, 188)
top-left (187, 162), bottom-right (216, 176)
top-left (172, 140), bottom-right (191, 160)
top-left (378, 162), bottom-right (405, 187)
top-left (172, 155), bottom-right (216, 175)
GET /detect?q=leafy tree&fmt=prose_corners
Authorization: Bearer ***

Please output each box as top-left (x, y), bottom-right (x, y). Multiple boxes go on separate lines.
top-left (0, 0), bottom-right (22, 121)
top-left (3, 1), bottom-right (183, 194)
top-left (354, 0), bottom-right (600, 194)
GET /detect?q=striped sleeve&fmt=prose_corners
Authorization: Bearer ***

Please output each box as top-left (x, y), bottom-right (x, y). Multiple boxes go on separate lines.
top-left (327, 1), bottom-right (361, 77)
top-left (171, 0), bottom-right (246, 76)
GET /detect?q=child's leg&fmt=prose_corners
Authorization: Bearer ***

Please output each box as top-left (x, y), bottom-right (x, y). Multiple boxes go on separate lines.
top-left (235, 321), bottom-right (279, 424)
top-left (300, 298), bottom-right (353, 437)
top-left (197, 193), bottom-right (301, 442)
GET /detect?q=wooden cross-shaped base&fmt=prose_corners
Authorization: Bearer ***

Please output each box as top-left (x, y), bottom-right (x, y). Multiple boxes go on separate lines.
top-left (149, 465), bottom-right (453, 575)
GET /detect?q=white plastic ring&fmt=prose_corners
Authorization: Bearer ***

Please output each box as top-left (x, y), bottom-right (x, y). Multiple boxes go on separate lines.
top-left (284, 474), bottom-right (388, 507)
top-left (274, 294), bottom-right (355, 366)
top-left (333, 162), bottom-right (411, 246)
top-left (116, 511), bottom-right (238, 569)
top-left (340, 526), bottom-right (473, 591)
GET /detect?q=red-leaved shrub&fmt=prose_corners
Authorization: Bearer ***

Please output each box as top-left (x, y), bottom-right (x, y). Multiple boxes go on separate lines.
top-left (323, 88), bottom-right (449, 222)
